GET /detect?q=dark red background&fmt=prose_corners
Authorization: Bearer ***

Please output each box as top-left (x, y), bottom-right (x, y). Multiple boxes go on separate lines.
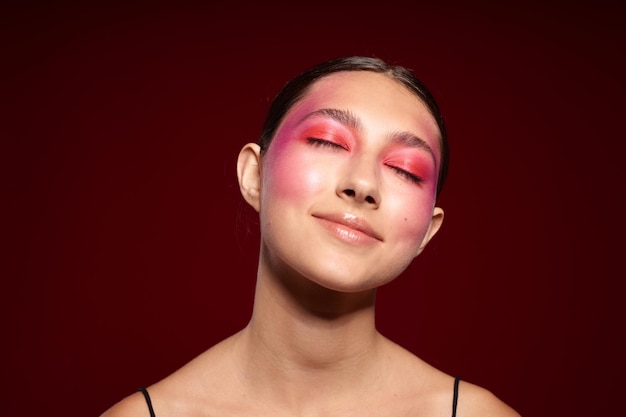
top-left (3, 2), bottom-right (625, 416)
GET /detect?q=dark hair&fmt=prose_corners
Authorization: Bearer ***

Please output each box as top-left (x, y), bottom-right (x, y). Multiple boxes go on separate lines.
top-left (258, 56), bottom-right (449, 196)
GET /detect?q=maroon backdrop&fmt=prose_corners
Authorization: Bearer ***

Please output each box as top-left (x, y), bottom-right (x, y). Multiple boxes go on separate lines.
top-left (3, 2), bottom-right (625, 416)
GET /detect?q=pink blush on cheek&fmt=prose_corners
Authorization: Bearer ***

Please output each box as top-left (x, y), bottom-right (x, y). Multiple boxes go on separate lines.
top-left (264, 142), bottom-right (327, 203)
top-left (391, 194), bottom-right (438, 244)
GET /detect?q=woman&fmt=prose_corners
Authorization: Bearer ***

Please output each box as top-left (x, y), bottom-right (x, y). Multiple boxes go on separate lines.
top-left (102, 56), bottom-right (520, 417)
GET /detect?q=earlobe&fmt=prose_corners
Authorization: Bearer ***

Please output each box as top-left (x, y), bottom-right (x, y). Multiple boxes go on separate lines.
top-left (415, 207), bottom-right (444, 257)
top-left (236, 143), bottom-right (262, 212)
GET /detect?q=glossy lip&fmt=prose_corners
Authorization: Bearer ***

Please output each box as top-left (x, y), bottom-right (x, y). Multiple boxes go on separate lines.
top-left (312, 212), bottom-right (383, 243)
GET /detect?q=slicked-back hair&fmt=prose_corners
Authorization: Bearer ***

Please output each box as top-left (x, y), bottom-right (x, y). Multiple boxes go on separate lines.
top-left (258, 56), bottom-right (449, 196)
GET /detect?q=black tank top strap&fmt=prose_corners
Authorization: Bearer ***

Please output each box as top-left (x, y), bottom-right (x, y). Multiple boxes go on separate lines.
top-left (138, 378), bottom-right (460, 417)
top-left (138, 387), bottom-right (156, 417)
top-left (452, 376), bottom-right (461, 417)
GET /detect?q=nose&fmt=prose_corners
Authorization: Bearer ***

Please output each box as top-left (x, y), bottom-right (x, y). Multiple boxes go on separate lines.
top-left (337, 157), bottom-right (381, 208)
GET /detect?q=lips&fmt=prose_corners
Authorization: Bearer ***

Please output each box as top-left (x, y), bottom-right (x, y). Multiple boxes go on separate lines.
top-left (312, 212), bottom-right (383, 242)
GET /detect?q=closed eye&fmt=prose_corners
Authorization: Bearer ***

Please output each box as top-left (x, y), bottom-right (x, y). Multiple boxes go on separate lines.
top-left (387, 165), bottom-right (424, 184)
top-left (307, 137), bottom-right (346, 150)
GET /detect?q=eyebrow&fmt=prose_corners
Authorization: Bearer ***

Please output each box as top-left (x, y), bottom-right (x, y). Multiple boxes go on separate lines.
top-left (300, 107), bottom-right (436, 162)
top-left (301, 108), bottom-right (363, 130)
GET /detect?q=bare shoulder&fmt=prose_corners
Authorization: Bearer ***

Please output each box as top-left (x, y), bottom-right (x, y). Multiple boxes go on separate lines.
top-left (100, 334), bottom-right (242, 417)
top-left (457, 380), bottom-right (521, 417)
top-left (378, 339), bottom-right (519, 417)
top-left (100, 391), bottom-right (150, 417)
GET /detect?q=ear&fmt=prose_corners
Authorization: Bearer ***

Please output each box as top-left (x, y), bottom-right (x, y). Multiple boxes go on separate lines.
top-left (415, 206), bottom-right (444, 257)
top-left (237, 143), bottom-right (262, 212)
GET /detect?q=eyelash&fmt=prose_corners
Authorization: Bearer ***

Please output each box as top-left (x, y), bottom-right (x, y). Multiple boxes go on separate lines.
top-left (388, 165), bottom-right (424, 184)
top-left (307, 137), bottom-right (423, 184)
top-left (307, 137), bottom-right (345, 150)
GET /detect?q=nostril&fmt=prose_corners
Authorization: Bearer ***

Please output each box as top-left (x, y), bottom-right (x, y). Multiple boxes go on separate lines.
top-left (343, 189), bottom-right (377, 205)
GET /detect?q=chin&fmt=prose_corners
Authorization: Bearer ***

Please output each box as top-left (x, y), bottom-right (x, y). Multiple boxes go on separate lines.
top-left (306, 269), bottom-right (395, 294)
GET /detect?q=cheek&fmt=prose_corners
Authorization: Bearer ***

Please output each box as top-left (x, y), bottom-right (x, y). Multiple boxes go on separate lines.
top-left (389, 192), bottom-right (437, 244)
top-left (262, 145), bottom-right (328, 204)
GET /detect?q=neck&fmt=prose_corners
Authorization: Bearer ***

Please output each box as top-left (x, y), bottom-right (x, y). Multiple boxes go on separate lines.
top-left (251, 272), bottom-right (378, 366)
top-left (233, 255), bottom-right (383, 407)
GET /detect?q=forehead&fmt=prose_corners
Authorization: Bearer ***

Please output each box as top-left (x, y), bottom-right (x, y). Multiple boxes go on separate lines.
top-left (283, 71), bottom-right (441, 155)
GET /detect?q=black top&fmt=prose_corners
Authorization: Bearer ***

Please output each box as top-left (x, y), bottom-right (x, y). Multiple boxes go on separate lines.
top-left (138, 387), bottom-right (155, 417)
top-left (452, 376), bottom-right (461, 417)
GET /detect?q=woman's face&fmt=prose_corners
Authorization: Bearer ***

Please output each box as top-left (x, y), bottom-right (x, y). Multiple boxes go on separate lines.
top-left (256, 71), bottom-right (443, 292)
